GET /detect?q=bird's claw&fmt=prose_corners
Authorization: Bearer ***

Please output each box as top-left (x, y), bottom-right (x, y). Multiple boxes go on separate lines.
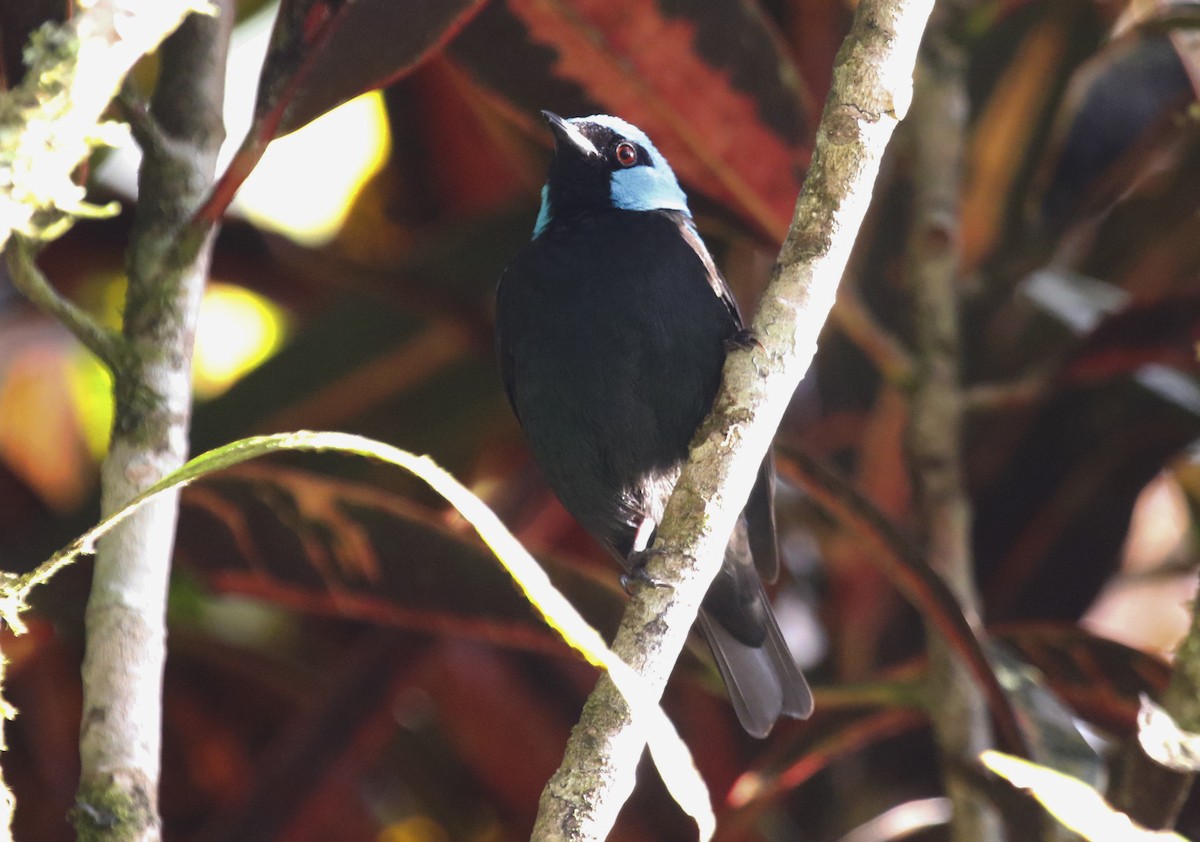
top-left (621, 547), bottom-right (673, 594)
top-left (725, 328), bottom-right (763, 352)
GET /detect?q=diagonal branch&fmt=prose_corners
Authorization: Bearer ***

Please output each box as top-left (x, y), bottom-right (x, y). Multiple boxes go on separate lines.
top-left (529, 0), bottom-right (937, 839)
top-left (4, 236), bottom-right (127, 370)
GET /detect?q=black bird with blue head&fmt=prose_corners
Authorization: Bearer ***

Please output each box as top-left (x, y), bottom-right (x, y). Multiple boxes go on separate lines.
top-left (496, 111), bottom-right (813, 737)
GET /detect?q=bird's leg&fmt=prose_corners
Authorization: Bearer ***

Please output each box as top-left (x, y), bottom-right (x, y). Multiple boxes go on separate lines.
top-left (620, 516), bottom-right (672, 593)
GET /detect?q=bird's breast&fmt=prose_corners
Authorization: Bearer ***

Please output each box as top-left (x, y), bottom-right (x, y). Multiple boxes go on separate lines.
top-left (498, 210), bottom-right (736, 541)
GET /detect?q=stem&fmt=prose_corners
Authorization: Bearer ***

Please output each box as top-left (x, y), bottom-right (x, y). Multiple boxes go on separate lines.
top-left (904, 11), bottom-right (1001, 841)
top-left (73, 5), bottom-right (232, 840)
top-left (529, 0), bottom-right (936, 838)
top-left (4, 236), bottom-right (127, 370)
top-left (831, 283), bottom-right (915, 387)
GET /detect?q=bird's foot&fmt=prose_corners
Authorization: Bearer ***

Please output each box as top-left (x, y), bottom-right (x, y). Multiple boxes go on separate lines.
top-left (620, 547), bottom-right (673, 594)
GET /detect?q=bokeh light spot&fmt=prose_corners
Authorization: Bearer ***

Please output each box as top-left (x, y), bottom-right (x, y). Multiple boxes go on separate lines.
top-left (230, 91), bottom-right (392, 246)
top-left (193, 283), bottom-right (288, 399)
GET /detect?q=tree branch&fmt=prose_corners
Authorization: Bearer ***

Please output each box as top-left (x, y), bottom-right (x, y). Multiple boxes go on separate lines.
top-left (903, 7), bottom-right (1001, 840)
top-left (529, 0), bottom-right (936, 838)
top-left (0, 3), bottom-right (218, 840)
top-left (831, 281), bottom-right (916, 386)
top-left (4, 235), bottom-right (127, 370)
top-left (72, 3), bottom-right (233, 840)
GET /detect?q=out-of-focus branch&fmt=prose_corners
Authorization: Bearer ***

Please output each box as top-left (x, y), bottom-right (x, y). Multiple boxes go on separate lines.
top-left (832, 283), bottom-right (916, 386)
top-left (529, 1), bottom-right (936, 839)
top-left (4, 236), bottom-right (126, 369)
top-left (903, 7), bottom-right (1001, 841)
top-left (72, 3), bottom-right (233, 840)
top-left (1108, 586), bottom-right (1200, 827)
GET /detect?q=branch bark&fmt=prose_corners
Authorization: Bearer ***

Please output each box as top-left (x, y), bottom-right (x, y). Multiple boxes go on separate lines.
top-left (903, 8), bottom-right (1001, 841)
top-left (529, 0), bottom-right (935, 838)
top-left (72, 5), bottom-right (232, 840)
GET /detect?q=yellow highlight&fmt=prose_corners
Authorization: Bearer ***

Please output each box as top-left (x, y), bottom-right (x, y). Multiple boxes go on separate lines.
top-left (982, 751), bottom-right (1188, 841)
top-left (193, 283), bottom-right (287, 399)
top-left (377, 817), bottom-right (451, 842)
top-left (231, 91), bottom-right (392, 246)
top-left (67, 347), bottom-right (114, 460)
top-left (68, 282), bottom-right (288, 457)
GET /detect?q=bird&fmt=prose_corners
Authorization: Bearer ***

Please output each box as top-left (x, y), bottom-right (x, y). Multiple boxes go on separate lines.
top-left (495, 111), bottom-right (813, 737)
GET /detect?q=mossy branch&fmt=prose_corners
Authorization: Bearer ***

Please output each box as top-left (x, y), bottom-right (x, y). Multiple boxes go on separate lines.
top-left (0, 4), bottom-right (218, 839)
top-left (0, 0), bottom-right (215, 250)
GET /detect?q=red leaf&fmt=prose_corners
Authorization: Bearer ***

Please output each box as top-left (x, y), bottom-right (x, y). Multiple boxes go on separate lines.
top-left (176, 463), bottom-right (626, 653)
top-left (274, 0), bottom-right (490, 136)
top-left (448, 0), bottom-right (814, 239)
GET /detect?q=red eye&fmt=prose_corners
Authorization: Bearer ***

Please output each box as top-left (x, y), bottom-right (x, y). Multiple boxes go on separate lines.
top-left (614, 141), bottom-right (638, 167)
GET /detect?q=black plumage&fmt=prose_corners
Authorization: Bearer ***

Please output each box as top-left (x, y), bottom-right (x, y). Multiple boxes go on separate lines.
top-left (496, 112), bottom-right (812, 736)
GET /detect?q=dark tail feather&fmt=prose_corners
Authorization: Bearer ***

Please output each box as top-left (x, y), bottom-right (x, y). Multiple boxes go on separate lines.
top-left (698, 589), bottom-right (813, 738)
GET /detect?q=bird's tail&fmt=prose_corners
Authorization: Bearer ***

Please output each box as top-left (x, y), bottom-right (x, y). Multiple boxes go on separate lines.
top-left (697, 585), bottom-right (813, 738)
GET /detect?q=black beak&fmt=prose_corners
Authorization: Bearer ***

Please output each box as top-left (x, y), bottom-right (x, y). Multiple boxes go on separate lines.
top-left (541, 110), bottom-right (598, 157)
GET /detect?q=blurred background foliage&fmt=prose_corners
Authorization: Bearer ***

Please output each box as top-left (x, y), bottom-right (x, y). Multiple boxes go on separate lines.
top-left (2, 0), bottom-right (1200, 839)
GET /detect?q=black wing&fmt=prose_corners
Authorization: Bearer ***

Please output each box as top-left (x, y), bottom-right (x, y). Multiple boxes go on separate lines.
top-left (495, 264), bottom-right (523, 426)
top-left (672, 211), bottom-right (779, 580)
top-left (673, 211), bottom-right (744, 331)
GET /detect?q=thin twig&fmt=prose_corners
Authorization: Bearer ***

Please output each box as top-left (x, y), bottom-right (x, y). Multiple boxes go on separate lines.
top-left (4, 236), bottom-right (126, 370)
top-left (832, 283), bottom-right (916, 386)
top-left (529, 0), bottom-right (938, 839)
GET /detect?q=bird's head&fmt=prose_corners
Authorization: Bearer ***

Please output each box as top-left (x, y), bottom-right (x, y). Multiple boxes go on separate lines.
top-left (533, 111), bottom-right (690, 238)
